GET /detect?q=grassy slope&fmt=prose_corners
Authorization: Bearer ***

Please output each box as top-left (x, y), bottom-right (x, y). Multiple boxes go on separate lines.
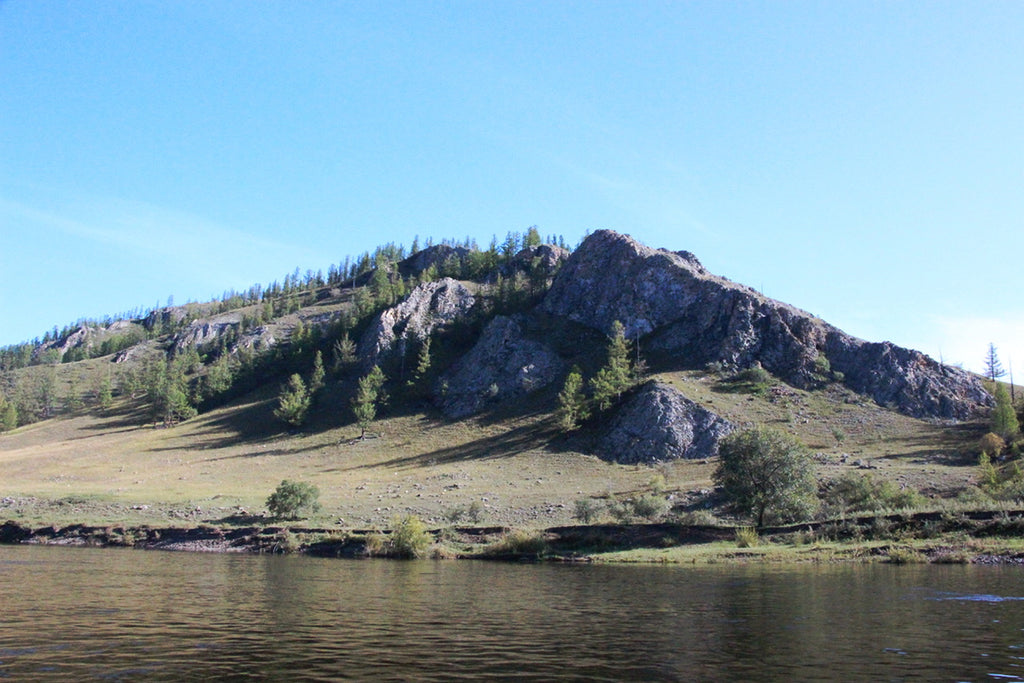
top-left (0, 361), bottom-right (986, 529)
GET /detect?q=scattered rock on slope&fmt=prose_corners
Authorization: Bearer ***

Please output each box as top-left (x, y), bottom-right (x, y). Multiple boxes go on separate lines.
top-left (440, 315), bottom-right (565, 419)
top-left (597, 381), bottom-right (735, 464)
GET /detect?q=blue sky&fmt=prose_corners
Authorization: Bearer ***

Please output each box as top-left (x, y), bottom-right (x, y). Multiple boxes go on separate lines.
top-left (2, 1), bottom-right (1022, 375)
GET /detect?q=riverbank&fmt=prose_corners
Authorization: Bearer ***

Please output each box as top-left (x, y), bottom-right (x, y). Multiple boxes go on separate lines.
top-left (4, 508), bottom-right (1024, 564)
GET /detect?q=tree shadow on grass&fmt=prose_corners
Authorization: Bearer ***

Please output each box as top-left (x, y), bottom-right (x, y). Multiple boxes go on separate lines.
top-left (337, 416), bottom-right (563, 472)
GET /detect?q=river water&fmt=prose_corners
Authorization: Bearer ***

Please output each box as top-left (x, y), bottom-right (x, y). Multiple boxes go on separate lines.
top-left (1, 545), bottom-right (1023, 681)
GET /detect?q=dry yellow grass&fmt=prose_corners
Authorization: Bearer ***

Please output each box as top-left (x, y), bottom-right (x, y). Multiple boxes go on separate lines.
top-left (0, 368), bottom-right (984, 529)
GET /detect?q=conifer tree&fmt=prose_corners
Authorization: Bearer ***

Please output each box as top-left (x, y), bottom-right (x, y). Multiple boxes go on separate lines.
top-left (0, 394), bottom-right (17, 431)
top-left (589, 321), bottom-right (634, 411)
top-left (274, 373), bottom-right (311, 428)
top-left (309, 350), bottom-right (326, 394)
top-left (353, 365), bottom-right (386, 439)
top-left (65, 374), bottom-right (83, 412)
top-left (986, 343), bottom-right (1007, 382)
top-left (332, 333), bottom-right (358, 370)
top-left (406, 336), bottom-right (433, 397)
top-left (557, 367), bottom-right (589, 430)
top-left (96, 372), bottom-right (113, 413)
top-left (991, 382), bottom-right (1020, 441)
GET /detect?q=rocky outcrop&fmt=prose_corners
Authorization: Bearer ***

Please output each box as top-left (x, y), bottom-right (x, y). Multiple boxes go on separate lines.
top-left (398, 245), bottom-right (470, 280)
top-left (440, 315), bottom-right (565, 418)
top-left (543, 230), bottom-right (989, 420)
top-left (499, 244), bottom-right (571, 279)
top-left (172, 314), bottom-right (242, 353)
top-left (597, 381), bottom-right (735, 464)
top-left (361, 278), bottom-right (476, 366)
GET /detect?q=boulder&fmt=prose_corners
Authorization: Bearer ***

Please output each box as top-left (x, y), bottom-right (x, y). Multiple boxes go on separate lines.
top-left (597, 381), bottom-right (735, 464)
top-left (542, 230), bottom-right (989, 420)
top-left (440, 315), bottom-right (565, 418)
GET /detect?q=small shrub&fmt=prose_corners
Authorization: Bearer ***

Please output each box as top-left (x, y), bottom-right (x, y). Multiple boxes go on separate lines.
top-left (719, 366), bottom-right (772, 395)
top-left (389, 515), bottom-right (433, 558)
top-left (266, 480), bottom-right (321, 520)
top-left (886, 547), bottom-right (925, 564)
top-left (364, 531), bottom-right (387, 556)
top-left (486, 529), bottom-right (548, 558)
top-left (442, 505), bottom-right (465, 525)
top-left (573, 498), bottom-right (601, 524)
top-left (631, 494), bottom-right (670, 521)
top-left (980, 432), bottom-right (1007, 459)
top-left (823, 473), bottom-right (924, 515)
top-left (735, 527), bottom-right (759, 548)
top-left (270, 530), bottom-right (300, 554)
top-left (647, 473), bottom-right (667, 495)
top-left (607, 499), bottom-right (634, 524)
top-left (867, 516), bottom-right (896, 540)
top-left (677, 509), bottom-right (718, 526)
top-left (466, 501), bottom-right (484, 524)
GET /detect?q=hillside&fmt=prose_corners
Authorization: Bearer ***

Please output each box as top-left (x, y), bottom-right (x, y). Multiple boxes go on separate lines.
top-left (0, 230), bottom-right (1006, 530)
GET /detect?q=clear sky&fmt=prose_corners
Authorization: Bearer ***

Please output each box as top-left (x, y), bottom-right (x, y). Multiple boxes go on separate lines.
top-left (2, 1), bottom-right (1022, 375)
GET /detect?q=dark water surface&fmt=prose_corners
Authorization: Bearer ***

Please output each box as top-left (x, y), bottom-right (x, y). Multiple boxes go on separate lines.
top-left (2, 545), bottom-right (1024, 681)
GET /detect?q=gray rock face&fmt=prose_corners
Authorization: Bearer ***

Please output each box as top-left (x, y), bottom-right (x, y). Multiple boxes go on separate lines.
top-left (398, 245), bottom-right (470, 279)
top-left (440, 315), bottom-right (565, 419)
top-left (598, 381), bottom-right (735, 464)
top-left (361, 278), bottom-right (476, 365)
top-left (543, 229), bottom-right (989, 420)
top-left (172, 314), bottom-right (242, 353)
top-left (500, 244), bottom-right (571, 278)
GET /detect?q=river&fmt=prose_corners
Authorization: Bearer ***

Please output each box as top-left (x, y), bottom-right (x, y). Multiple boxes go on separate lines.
top-left (1, 545), bottom-right (1023, 681)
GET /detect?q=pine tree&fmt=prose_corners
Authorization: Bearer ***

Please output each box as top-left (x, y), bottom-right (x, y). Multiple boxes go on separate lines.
top-left (589, 321), bottom-right (634, 411)
top-left (524, 225), bottom-right (542, 247)
top-left (0, 394), bottom-right (17, 431)
top-left (332, 333), bottom-right (357, 370)
top-left (991, 382), bottom-right (1020, 440)
top-left (353, 365), bottom-right (386, 439)
top-left (985, 343), bottom-right (1007, 382)
top-left (557, 367), bottom-right (589, 430)
top-left (201, 355), bottom-right (234, 400)
top-left (406, 337), bottom-right (433, 397)
top-left (65, 374), bottom-right (83, 412)
top-left (96, 372), bottom-right (113, 413)
top-left (274, 374), bottom-right (311, 428)
top-left (309, 350), bottom-right (326, 394)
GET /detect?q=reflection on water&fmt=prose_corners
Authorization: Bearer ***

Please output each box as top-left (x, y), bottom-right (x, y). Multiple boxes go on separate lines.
top-left (1, 545), bottom-right (1024, 680)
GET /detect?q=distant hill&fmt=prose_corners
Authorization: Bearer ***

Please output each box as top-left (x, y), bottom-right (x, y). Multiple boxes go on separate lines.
top-left (0, 230), bottom-right (998, 529)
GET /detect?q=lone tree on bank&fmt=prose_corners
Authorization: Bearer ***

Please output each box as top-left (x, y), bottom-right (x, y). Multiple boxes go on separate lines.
top-left (713, 426), bottom-right (819, 527)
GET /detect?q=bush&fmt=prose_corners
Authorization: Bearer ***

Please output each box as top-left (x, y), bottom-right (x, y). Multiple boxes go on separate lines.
top-left (485, 529), bottom-right (548, 558)
top-left (630, 494), bottom-right (670, 521)
top-left (980, 432), bottom-right (1007, 458)
top-left (388, 514), bottom-right (433, 558)
top-left (266, 480), bottom-right (321, 519)
top-left (735, 527), bottom-right (759, 548)
top-left (573, 498), bottom-right (601, 524)
top-left (718, 366), bottom-right (772, 395)
top-left (823, 473), bottom-right (924, 514)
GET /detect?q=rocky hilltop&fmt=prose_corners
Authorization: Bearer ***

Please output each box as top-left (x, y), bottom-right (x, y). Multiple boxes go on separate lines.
top-left (542, 230), bottom-right (988, 420)
top-left (3, 229), bottom-right (991, 470)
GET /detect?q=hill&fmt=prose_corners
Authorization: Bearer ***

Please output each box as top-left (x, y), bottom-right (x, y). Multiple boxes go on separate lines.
top-left (0, 230), bottom-right (1010, 532)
